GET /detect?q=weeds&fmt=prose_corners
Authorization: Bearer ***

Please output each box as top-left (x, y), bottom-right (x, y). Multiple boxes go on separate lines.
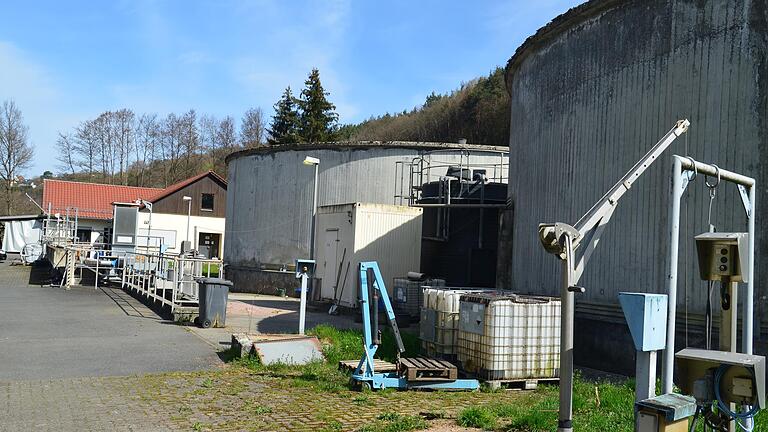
top-left (457, 406), bottom-right (497, 430)
top-left (358, 413), bottom-right (428, 432)
top-left (227, 324), bottom-right (421, 395)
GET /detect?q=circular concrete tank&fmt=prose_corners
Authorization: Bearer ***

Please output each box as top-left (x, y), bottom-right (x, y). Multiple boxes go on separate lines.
top-left (502, 0), bottom-right (768, 373)
top-left (224, 142), bottom-right (507, 293)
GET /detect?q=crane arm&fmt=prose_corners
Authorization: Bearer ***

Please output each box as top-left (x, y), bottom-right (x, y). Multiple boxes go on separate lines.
top-left (539, 119), bottom-right (689, 282)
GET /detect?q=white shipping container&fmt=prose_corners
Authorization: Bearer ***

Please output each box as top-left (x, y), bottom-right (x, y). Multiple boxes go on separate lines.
top-left (420, 287), bottom-right (496, 360)
top-left (457, 293), bottom-right (560, 381)
top-left (315, 202), bottom-right (423, 308)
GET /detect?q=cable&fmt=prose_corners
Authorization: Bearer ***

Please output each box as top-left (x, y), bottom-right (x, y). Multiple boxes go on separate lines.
top-left (706, 281), bottom-right (714, 350)
top-left (689, 406), bottom-right (701, 432)
top-left (714, 364), bottom-right (759, 421)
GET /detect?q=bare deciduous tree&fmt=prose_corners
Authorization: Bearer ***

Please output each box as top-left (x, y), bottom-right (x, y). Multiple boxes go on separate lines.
top-left (56, 132), bottom-right (77, 175)
top-left (113, 109), bottom-right (135, 185)
top-left (240, 107), bottom-right (265, 147)
top-left (0, 100), bottom-right (34, 214)
top-left (135, 113), bottom-right (159, 186)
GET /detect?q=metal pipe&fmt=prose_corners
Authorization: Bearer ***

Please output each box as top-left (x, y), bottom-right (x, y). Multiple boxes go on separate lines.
top-left (679, 158), bottom-right (755, 187)
top-left (558, 236), bottom-right (575, 432)
top-left (746, 184), bottom-right (755, 354)
top-left (413, 203), bottom-right (507, 208)
top-left (310, 163), bottom-right (319, 260)
top-left (662, 156), bottom-right (683, 394)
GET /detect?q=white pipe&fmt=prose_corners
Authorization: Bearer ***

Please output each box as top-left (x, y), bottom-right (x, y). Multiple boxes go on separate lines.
top-left (662, 156), bottom-right (683, 394)
top-left (557, 236), bottom-right (575, 432)
top-left (746, 184), bottom-right (755, 354)
top-left (299, 272), bottom-right (308, 335)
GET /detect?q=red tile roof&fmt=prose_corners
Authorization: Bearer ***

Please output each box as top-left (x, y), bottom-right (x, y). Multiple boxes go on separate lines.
top-left (43, 171), bottom-right (227, 220)
top-left (42, 179), bottom-right (163, 220)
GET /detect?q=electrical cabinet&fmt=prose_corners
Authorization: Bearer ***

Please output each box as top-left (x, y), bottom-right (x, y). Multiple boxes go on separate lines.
top-left (694, 232), bottom-right (749, 282)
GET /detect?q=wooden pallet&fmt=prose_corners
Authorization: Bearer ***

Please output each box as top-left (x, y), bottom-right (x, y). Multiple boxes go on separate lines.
top-left (399, 357), bottom-right (458, 382)
top-left (338, 359), bottom-right (398, 374)
top-left (484, 377), bottom-right (559, 391)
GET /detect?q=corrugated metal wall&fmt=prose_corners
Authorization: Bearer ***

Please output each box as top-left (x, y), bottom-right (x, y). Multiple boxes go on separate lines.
top-left (502, 0), bottom-right (768, 324)
top-left (225, 143), bottom-right (507, 270)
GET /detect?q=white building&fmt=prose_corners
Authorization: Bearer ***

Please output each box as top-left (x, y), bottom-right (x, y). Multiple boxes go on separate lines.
top-left (41, 171), bottom-right (227, 257)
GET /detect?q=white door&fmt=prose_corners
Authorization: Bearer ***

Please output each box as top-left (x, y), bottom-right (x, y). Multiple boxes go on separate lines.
top-left (322, 229), bottom-right (339, 299)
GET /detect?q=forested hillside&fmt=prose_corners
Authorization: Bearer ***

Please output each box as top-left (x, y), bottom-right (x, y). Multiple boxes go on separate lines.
top-left (339, 67), bottom-right (509, 147)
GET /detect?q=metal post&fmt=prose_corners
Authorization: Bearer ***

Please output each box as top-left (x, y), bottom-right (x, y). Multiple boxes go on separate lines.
top-left (558, 237), bottom-right (575, 432)
top-left (299, 272), bottom-right (308, 335)
top-left (745, 184), bottom-right (755, 355)
top-left (721, 281), bottom-right (738, 432)
top-left (662, 156), bottom-right (683, 394)
top-left (635, 351), bottom-right (656, 403)
top-left (310, 163), bottom-right (318, 260)
top-left (186, 200), bottom-right (191, 244)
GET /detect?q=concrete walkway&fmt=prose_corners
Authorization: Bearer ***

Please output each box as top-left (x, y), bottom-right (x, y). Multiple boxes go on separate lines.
top-left (187, 292), bottom-right (361, 349)
top-left (0, 261), bottom-right (220, 381)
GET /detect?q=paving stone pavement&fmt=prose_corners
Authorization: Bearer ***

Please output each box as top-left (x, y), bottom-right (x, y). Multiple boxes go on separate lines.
top-left (0, 260), bottom-right (527, 431)
top-left (0, 366), bottom-right (529, 431)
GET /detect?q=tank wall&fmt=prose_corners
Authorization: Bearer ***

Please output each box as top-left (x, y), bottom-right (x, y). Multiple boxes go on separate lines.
top-left (225, 147), bottom-right (506, 276)
top-left (503, 0), bottom-right (768, 325)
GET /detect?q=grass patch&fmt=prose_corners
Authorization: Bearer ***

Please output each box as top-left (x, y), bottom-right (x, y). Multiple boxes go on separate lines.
top-left (227, 324), bottom-right (421, 394)
top-left (201, 262), bottom-right (220, 278)
top-left (358, 413), bottom-right (428, 432)
top-left (458, 375), bottom-right (635, 431)
top-left (458, 406), bottom-right (497, 430)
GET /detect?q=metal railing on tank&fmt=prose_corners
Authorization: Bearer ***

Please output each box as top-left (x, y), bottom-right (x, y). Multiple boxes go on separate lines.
top-left (394, 149), bottom-right (509, 207)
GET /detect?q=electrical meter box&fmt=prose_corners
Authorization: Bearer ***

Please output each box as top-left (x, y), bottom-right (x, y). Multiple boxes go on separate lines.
top-left (694, 232), bottom-right (749, 282)
top-left (295, 259), bottom-right (316, 279)
top-left (675, 348), bottom-right (766, 408)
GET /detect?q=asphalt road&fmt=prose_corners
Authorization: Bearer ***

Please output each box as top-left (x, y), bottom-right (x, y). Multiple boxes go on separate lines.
top-left (0, 260), bottom-right (220, 381)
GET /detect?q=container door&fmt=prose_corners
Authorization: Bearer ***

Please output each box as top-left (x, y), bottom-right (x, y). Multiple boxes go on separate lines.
top-left (321, 229), bottom-right (340, 300)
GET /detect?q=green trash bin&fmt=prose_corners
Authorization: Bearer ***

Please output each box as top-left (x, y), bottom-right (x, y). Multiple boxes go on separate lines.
top-left (197, 278), bottom-right (232, 328)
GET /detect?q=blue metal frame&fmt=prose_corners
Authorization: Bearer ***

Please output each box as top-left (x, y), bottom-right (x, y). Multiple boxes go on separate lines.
top-left (350, 261), bottom-right (479, 391)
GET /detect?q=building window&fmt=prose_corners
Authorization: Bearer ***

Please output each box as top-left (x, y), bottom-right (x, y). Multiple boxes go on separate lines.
top-left (201, 193), bottom-right (214, 211)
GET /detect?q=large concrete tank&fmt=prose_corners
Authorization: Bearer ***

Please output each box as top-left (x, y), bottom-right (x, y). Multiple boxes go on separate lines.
top-left (224, 142), bottom-right (507, 294)
top-left (501, 0), bottom-right (768, 373)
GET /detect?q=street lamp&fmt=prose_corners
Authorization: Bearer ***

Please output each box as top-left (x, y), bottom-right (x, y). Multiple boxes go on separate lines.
top-left (298, 156), bottom-right (320, 335)
top-left (183, 195), bottom-right (192, 246)
top-left (303, 156), bottom-right (320, 260)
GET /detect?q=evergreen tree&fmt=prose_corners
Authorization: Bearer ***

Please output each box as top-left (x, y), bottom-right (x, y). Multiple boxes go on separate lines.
top-left (267, 87), bottom-right (300, 145)
top-left (298, 68), bottom-right (338, 143)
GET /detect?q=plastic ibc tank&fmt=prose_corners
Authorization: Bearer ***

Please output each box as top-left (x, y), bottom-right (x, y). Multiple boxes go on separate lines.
top-left (457, 292), bottom-right (560, 381)
top-left (393, 277), bottom-right (445, 319)
top-left (420, 287), bottom-right (495, 361)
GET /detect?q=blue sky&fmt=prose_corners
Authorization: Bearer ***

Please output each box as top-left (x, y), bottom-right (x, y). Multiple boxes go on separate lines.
top-left (0, 0), bottom-right (581, 175)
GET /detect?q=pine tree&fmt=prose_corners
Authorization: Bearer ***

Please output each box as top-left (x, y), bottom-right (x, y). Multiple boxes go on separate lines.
top-left (267, 87), bottom-right (300, 145)
top-left (298, 68), bottom-right (338, 143)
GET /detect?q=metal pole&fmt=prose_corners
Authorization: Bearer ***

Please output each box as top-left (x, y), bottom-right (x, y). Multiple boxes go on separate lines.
top-left (635, 351), bottom-right (657, 403)
top-left (662, 156), bottom-right (683, 394)
top-left (299, 272), bottom-right (308, 335)
top-left (186, 200), bottom-right (191, 244)
top-left (147, 203), bottom-right (153, 252)
top-left (558, 237), bottom-right (575, 432)
top-left (745, 184), bottom-right (755, 355)
top-left (310, 163), bottom-right (318, 260)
